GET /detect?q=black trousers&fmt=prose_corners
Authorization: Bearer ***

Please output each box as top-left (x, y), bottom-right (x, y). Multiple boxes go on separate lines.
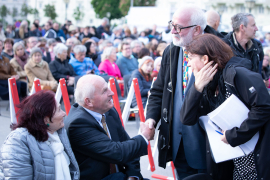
top-left (174, 141), bottom-right (206, 180)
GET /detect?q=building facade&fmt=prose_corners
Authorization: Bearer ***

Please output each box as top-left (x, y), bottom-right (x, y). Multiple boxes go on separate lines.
top-left (0, 0), bottom-right (27, 25)
top-left (27, 0), bottom-right (104, 27)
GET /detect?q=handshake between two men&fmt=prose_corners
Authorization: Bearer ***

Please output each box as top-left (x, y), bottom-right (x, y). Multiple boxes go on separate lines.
top-left (65, 75), bottom-right (156, 180)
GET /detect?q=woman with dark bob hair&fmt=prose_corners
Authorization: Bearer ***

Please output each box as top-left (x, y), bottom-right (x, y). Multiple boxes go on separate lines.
top-left (180, 34), bottom-right (270, 180)
top-left (0, 90), bottom-right (80, 179)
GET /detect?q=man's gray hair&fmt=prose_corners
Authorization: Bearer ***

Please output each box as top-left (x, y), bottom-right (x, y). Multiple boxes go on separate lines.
top-left (73, 45), bottom-right (87, 54)
top-left (13, 42), bottom-right (25, 53)
top-left (101, 46), bottom-right (115, 62)
top-left (231, 13), bottom-right (254, 32)
top-left (74, 76), bottom-right (96, 106)
top-left (130, 40), bottom-right (142, 49)
top-left (30, 47), bottom-right (42, 57)
top-left (189, 7), bottom-right (207, 33)
top-left (54, 43), bottom-right (68, 56)
top-left (47, 38), bottom-right (56, 46)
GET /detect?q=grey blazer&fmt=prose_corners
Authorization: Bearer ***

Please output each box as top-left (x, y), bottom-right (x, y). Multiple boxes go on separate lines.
top-left (0, 127), bottom-right (80, 180)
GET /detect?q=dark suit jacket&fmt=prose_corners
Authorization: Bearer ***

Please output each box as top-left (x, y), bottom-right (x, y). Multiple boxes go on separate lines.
top-left (64, 104), bottom-right (148, 180)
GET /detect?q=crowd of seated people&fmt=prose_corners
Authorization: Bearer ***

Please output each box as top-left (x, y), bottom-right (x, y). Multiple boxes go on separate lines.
top-left (0, 17), bottom-right (167, 110)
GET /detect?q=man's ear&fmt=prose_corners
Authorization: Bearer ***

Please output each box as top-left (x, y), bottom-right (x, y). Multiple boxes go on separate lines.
top-left (85, 98), bottom-right (94, 108)
top-left (202, 55), bottom-right (209, 65)
top-left (239, 24), bottom-right (245, 32)
top-left (194, 26), bottom-right (202, 36)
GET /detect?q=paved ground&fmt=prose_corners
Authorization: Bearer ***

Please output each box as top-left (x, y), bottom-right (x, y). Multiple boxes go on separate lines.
top-left (0, 100), bottom-right (174, 179)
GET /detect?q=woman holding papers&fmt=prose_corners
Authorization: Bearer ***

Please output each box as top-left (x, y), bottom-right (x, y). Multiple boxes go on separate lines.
top-left (180, 34), bottom-right (270, 180)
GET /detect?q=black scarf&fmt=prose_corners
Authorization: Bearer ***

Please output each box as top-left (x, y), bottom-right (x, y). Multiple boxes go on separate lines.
top-left (203, 70), bottom-right (226, 111)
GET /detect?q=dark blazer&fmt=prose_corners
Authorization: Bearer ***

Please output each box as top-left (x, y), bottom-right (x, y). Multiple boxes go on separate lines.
top-left (146, 43), bottom-right (206, 169)
top-left (64, 104), bottom-right (148, 180)
top-left (180, 57), bottom-right (270, 180)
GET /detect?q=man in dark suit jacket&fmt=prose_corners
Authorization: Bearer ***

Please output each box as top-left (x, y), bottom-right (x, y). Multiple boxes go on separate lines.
top-left (65, 74), bottom-right (155, 180)
top-left (145, 6), bottom-right (223, 180)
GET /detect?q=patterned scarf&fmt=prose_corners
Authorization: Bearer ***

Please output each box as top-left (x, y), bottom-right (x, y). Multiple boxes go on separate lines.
top-left (15, 53), bottom-right (29, 70)
top-left (182, 49), bottom-right (189, 97)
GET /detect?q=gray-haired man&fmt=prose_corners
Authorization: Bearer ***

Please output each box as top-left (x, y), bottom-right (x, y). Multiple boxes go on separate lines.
top-left (223, 13), bottom-right (264, 73)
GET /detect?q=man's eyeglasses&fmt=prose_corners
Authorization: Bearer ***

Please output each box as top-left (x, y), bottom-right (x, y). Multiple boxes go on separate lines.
top-left (168, 20), bottom-right (197, 33)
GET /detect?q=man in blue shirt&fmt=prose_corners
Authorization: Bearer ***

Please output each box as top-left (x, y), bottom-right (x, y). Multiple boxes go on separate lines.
top-left (116, 42), bottom-right (138, 76)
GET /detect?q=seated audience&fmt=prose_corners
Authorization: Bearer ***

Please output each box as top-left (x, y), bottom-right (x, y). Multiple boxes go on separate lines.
top-left (49, 43), bottom-right (77, 95)
top-left (69, 45), bottom-right (100, 76)
top-left (0, 90), bottom-right (80, 179)
top-left (84, 41), bottom-right (100, 67)
top-left (131, 40), bottom-right (142, 59)
top-left (156, 42), bottom-right (167, 57)
top-left (25, 47), bottom-right (57, 91)
top-left (99, 47), bottom-right (122, 79)
top-left (2, 38), bottom-right (14, 60)
top-left (10, 42), bottom-right (29, 82)
top-left (151, 57), bottom-right (162, 78)
top-left (138, 31), bottom-right (149, 45)
top-left (53, 22), bottom-right (66, 41)
top-left (0, 40), bottom-right (27, 100)
top-left (29, 23), bottom-right (41, 37)
top-left (46, 39), bottom-right (57, 61)
top-left (138, 47), bottom-right (150, 59)
top-left (128, 56), bottom-right (154, 108)
top-left (116, 42), bottom-right (138, 76)
top-left (26, 37), bottom-right (51, 63)
top-left (14, 24), bottom-right (29, 40)
top-left (65, 74), bottom-right (155, 180)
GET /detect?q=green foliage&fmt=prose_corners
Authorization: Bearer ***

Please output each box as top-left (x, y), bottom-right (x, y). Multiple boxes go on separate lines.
top-left (20, 3), bottom-right (30, 17)
top-left (119, 0), bottom-right (130, 16)
top-left (91, 0), bottom-right (123, 21)
top-left (73, 7), bottom-right (84, 22)
top-left (0, 5), bottom-right (9, 19)
top-left (30, 8), bottom-right (39, 16)
top-left (134, 0), bottom-right (156, 6)
top-left (11, 7), bottom-right (18, 18)
top-left (43, 4), bottom-right (57, 20)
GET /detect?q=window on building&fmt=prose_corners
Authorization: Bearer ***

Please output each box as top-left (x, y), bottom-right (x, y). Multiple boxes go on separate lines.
top-left (78, 2), bottom-right (83, 9)
top-left (240, 5), bottom-right (245, 12)
top-left (39, 2), bottom-right (43, 8)
top-left (258, 5), bottom-right (264, 14)
top-left (90, 19), bottom-right (93, 24)
top-left (218, 4), bottom-right (227, 14)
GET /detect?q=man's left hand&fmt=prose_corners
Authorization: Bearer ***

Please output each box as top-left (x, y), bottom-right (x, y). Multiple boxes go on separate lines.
top-left (220, 130), bottom-right (228, 144)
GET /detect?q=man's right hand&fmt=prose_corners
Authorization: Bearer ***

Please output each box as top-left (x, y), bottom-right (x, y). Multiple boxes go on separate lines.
top-left (140, 122), bottom-right (155, 141)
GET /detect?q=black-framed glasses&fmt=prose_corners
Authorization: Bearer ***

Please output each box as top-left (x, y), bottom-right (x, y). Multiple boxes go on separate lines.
top-left (168, 20), bottom-right (197, 33)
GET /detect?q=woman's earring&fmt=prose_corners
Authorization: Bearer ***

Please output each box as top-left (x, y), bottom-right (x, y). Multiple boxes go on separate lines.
top-left (47, 123), bottom-right (50, 127)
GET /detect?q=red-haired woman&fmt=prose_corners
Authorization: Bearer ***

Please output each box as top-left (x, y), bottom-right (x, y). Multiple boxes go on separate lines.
top-left (128, 56), bottom-right (154, 108)
top-left (0, 90), bottom-right (80, 179)
top-left (180, 34), bottom-right (270, 179)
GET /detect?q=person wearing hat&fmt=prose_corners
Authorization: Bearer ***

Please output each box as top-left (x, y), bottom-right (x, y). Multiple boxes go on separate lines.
top-left (24, 47), bottom-right (58, 91)
top-left (128, 56), bottom-right (154, 108)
